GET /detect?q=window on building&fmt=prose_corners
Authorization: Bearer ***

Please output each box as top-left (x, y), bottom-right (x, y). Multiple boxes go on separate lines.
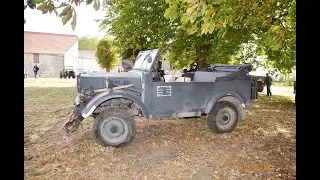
top-left (33, 54), bottom-right (39, 63)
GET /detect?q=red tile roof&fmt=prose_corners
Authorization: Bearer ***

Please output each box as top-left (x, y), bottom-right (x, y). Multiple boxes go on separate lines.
top-left (24, 31), bottom-right (78, 55)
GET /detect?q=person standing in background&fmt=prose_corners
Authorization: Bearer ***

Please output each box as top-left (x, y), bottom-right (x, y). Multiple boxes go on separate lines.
top-left (265, 73), bottom-right (272, 96)
top-left (33, 64), bottom-right (39, 79)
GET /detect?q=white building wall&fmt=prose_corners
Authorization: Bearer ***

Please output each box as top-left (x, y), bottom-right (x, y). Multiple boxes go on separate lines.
top-left (64, 40), bottom-right (79, 70)
top-left (24, 53), bottom-right (64, 78)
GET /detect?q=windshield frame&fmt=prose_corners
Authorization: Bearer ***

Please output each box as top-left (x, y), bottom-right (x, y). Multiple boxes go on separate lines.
top-left (131, 49), bottom-right (159, 71)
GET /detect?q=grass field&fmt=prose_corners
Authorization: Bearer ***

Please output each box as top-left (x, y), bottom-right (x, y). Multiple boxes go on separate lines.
top-left (24, 78), bottom-right (296, 180)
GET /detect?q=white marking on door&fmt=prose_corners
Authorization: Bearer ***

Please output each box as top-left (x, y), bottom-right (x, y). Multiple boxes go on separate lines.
top-left (157, 86), bottom-right (172, 97)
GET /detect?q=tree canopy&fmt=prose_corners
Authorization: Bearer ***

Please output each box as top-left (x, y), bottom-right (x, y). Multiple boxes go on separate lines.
top-left (95, 38), bottom-right (118, 72)
top-left (99, 0), bottom-right (295, 73)
top-left (78, 36), bottom-right (99, 50)
top-left (164, 0), bottom-right (296, 73)
top-left (99, 0), bottom-right (176, 59)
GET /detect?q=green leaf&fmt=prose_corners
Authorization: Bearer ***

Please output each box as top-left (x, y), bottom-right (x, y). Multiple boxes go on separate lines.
top-left (229, 19), bottom-right (233, 27)
top-left (24, 5), bottom-right (27, 10)
top-left (86, 0), bottom-right (94, 5)
top-left (97, 0), bottom-right (101, 10)
top-left (59, 6), bottom-right (71, 18)
top-left (62, 9), bottom-right (73, 25)
top-left (37, 2), bottom-right (48, 11)
top-left (93, 0), bottom-right (100, 11)
top-left (213, 0), bottom-right (224, 5)
top-left (35, 0), bottom-right (45, 4)
top-left (71, 8), bottom-right (77, 31)
top-left (57, 2), bottom-right (69, 8)
top-left (27, 0), bottom-right (36, 9)
top-left (221, 30), bottom-right (227, 38)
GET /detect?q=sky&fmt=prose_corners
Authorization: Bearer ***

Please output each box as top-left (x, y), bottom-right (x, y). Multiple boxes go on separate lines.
top-left (24, 2), bottom-right (106, 38)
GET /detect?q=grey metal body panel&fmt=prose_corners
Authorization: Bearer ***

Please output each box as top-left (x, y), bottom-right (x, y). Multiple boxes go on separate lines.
top-left (149, 79), bottom-right (251, 118)
top-left (81, 89), bottom-right (149, 119)
top-left (79, 72), bottom-right (142, 90)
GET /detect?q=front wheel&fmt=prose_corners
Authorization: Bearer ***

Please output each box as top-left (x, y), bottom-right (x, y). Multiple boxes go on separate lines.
top-left (208, 101), bottom-right (239, 133)
top-left (93, 108), bottom-right (136, 147)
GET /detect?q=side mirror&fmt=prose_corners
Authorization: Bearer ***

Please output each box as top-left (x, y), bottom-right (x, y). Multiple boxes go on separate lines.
top-left (147, 56), bottom-right (152, 63)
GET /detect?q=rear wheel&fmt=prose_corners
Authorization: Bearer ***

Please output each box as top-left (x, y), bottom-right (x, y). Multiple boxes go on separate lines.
top-left (93, 108), bottom-right (136, 147)
top-left (208, 101), bottom-right (238, 133)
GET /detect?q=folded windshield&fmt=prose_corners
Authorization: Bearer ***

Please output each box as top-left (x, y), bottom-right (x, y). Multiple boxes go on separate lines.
top-left (132, 49), bottom-right (158, 71)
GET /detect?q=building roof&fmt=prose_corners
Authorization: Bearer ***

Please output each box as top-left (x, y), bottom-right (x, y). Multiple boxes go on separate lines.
top-left (78, 50), bottom-right (96, 59)
top-left (24, 31), bottom-right (78, 55)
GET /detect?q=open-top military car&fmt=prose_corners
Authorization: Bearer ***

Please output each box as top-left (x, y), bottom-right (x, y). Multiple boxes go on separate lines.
top-left (60, 66), bottom-right (76, 79)
top-left (64, 49), bottom-right (258, 147)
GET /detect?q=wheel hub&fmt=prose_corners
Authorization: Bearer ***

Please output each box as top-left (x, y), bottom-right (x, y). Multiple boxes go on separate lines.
top-left (217, 109), bottom-right (234, 126)
top-left (110, 125), bottom-right (119, 134)
top-left (222, 115), bottom-right (229, 122)
top-left (100, 117), bottom-right (129, 143)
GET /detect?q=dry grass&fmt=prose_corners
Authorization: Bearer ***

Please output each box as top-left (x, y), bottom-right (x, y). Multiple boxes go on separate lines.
top-left (24, 78), bottom-right (296, 180)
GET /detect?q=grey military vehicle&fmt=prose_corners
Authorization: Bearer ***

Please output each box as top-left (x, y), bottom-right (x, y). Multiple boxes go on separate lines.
top-left (60, 66), bottom-right (76, 79)
top-left (64, 49), bottom-right (258, 147)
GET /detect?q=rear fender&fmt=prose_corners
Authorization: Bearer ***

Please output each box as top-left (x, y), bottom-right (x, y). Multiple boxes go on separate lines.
top-left (205, 90), bottom-right (246, 120)
top-left (81, 90), bottom-right (149, 119)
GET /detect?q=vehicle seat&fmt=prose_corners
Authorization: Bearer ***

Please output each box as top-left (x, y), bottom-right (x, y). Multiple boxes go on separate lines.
top-left (193, 72), bottom-right (216, 82)
top-left (193, 71), bottom-right (230, 82)
top-left (175, 77), bottom-right (191, 82)
top-left (164, 75), bottom-right (176, 82)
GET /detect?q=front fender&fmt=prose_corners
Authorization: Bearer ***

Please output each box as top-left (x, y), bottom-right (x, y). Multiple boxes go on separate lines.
top-left (205, 90), bottom-right (246, 120)
top-left (81, 90), bottom-right (149, 119)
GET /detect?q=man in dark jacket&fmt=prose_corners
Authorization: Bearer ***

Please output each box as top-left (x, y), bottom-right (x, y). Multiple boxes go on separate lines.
top-left (266, 73), bottom-right (272, 96)
top-left (33, 64), bottom-right (39, 79)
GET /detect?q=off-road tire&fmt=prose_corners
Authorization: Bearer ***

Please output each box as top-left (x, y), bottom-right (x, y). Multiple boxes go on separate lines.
top-left (93, 108), bottom-right (136, 148)
top-left (208, 101), bottom-right (238, 133)
top-left (60, 71), bottom-right (63, 79)
top-left (72, 75), bottom-right (75, 78)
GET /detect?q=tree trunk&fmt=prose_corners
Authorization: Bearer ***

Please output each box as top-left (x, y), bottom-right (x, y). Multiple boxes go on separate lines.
top-left (106, 67), bottom-right (110, 72)
top-left (195, 45), bottom-right (210, 70)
